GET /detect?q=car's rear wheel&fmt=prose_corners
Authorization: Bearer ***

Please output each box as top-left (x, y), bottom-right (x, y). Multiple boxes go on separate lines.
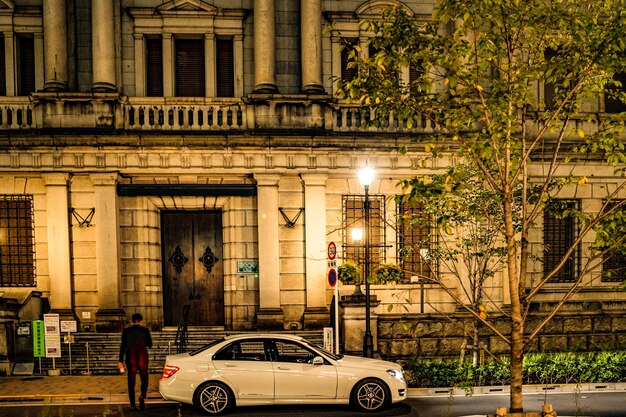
top-left (351, 378), bottom-right (390, 412)
top-left (195, 381), bottom-right (234, 415)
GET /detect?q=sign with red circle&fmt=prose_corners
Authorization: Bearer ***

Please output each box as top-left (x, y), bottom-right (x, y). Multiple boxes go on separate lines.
top-left (328, 268), bottom-right (337, 287)
top-left (327, 242), bottom-right (337, 260)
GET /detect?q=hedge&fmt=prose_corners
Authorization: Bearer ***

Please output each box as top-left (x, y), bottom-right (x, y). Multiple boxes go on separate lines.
top-left (403, 351), bottom-right (626, 388)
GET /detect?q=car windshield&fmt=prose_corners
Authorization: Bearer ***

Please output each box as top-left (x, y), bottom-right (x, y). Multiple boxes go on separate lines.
top-left (301, 338), bottom-right (343, 360)
top-left (189, 338), bottom-right (225, 356)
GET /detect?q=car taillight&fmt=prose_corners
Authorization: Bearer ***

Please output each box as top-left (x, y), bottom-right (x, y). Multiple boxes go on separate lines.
top-left (162, 365), bottom-right (180, 378)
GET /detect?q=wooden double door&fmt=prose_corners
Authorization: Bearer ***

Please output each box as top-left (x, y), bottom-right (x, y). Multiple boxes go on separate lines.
top-left (161, 211), bottom-right (224, 327)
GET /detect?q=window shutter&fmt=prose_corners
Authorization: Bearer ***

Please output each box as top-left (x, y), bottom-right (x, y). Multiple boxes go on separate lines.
top-left (544, 48), bottom-right (558, 110)
top-left (175, 39), bottom-right (205, 97)
top-left (341, 38), bottom-right (358, 83)
top-left (605, 72), bottom-right (626, 114)
top-left (17, 35), bottom-right (35, 96)
top-left (216, 38), bottom-right (234, 97)
top-left (146, 37), bottom-right (163, 97)
top-left (0, 35), bottom-right (6, 96)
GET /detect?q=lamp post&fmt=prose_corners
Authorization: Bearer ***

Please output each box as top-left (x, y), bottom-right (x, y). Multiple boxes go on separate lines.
top-left (351, 228), bottom-right (363, 297)
top-left (358, 166), bottom-right (375, 358)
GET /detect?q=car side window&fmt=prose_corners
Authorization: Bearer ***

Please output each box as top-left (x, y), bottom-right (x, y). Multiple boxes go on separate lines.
top-left (214, 341), bottom-right (267, 361)
top-left (272, 340), bottom-right (317, 364)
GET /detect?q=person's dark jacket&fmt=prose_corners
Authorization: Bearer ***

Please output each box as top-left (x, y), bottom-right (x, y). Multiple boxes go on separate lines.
top-left (119, 324), bottom-right (153, 365)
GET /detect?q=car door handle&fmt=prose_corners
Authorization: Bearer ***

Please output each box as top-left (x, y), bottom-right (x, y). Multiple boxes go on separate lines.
top-left (225, 364), bottom-right (237, 367)
top-left (277, 366), bottom-right (291, 370)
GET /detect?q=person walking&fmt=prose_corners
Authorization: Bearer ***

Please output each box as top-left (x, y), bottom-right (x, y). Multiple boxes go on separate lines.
top-left (119, 313), bottom-right (152, 411)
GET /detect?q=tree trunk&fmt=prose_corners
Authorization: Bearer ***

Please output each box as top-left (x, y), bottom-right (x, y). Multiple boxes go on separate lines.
top-left (503, 188), bottom-right (524, 412)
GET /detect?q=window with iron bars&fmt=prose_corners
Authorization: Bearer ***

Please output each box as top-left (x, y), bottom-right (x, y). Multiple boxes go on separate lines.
top-left (0, 195), bottom-right (36, 286)
top-left (543, 199), bottom-right (580, 283)
top-left (397, 200), bottom-right (437, 282)
top-left (342, 195), bottom-right (386, 274)
top-left (601, 200), bottom-right (626, 282)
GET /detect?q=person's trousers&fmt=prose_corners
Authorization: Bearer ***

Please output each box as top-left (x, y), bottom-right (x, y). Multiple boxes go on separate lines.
top-left (126, 361), bottom-right (149, 405)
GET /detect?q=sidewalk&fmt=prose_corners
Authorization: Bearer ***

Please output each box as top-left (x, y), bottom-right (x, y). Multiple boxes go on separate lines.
top-left (0, 373), bottom-right (163, 404)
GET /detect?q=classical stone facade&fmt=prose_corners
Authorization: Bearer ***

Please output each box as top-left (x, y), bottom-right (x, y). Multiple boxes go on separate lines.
top-left (0, 0), bottom-right (625, 360)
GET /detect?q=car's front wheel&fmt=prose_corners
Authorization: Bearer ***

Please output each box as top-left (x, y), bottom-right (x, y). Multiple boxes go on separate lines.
top-left (351, 378), bottom-right (390, 412)
top-left (195, 381), bottom-right (234, 415)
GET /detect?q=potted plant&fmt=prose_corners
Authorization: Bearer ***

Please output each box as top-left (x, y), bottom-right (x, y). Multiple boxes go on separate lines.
top-left (372, 263), bottom-right (403, 284)
top-left (338, 261), bottom-right (359, 284)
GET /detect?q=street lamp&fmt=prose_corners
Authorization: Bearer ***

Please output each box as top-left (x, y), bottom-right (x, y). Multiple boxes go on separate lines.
top-left (351, 228), bottom-right (363, 297)
top-left (358, 166), bottom-right (375, 358)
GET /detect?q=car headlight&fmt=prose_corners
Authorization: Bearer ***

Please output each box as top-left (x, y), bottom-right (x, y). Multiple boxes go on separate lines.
top-left (386, 369), bottom-right (405, 381)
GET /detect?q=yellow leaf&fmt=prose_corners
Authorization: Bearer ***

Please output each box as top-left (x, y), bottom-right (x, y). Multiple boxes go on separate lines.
top-left (375, 97), bottom-right (381, 104)
top-left (576, 128), bottom-right (585, 138)
top-left (577, 176), bottom-right (588, 185)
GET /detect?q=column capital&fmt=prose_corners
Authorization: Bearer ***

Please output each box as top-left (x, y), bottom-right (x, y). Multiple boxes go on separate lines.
top-left (89, 172), bottom-right (121, 186)
top-left (254, 173), bottom-right (281, 187)
top-left (42, 172), bottom-right (69, 186)
top-left (300, 173), bottom-right (328, 187)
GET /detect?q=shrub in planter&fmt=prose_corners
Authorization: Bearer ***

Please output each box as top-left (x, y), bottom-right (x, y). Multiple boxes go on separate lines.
top-left (338, 261), bottom-right (359, 284)
top-left (372, 263), bottom-right (403, 284)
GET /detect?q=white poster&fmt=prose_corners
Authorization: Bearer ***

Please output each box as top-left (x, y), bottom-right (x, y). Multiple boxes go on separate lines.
top-left (43, 314), bottom-right (61, 358)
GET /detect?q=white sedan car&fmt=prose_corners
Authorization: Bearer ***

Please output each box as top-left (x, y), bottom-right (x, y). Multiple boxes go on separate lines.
top-left (159, 333), bottom-right (407, 415)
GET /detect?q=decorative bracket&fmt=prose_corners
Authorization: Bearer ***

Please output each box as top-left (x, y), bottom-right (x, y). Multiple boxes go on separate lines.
top-left (279, 207), bottom-right (304, 228)
top-left (70, 208), bottom-right (95, 228)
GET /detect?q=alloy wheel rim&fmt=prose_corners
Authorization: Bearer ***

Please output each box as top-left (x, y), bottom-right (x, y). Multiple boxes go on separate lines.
top-left (200, 385), bottom-right (228, 413)
top-left (357, 382), bottom-right (385, 410)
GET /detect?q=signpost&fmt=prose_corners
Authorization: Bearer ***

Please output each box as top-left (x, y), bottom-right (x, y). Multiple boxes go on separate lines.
top-left (61, 320), bottom-right (77, 374)
top-left (43, 314), bottom-right (61, 375)
top-left (328, 242), bottom-right (339, 355)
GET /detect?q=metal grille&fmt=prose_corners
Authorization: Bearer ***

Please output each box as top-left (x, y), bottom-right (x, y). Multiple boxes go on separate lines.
top-left (0, 195), bottom-right (36, 286)
top-left (543, 200), bottom-right (580, 282)
top-left (397, 200), bottom-right (437, 281)
top-left (602, 200), bottom-right (626, 282)
top-left (342, 194), bottom-right (386, 271)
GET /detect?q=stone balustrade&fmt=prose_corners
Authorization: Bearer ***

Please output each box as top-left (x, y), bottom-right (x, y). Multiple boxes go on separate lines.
top-left (125, 98), bottom-right (246, 131)
top-left (3, 95), bottom-right (621, 138)
top-left (0, 98), bottom-right (35, 130)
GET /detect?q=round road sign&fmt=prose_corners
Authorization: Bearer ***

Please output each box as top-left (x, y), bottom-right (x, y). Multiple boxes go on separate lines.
top-left (328, 268), bottom-right (337, 287)
top-left (328, 242), bottom-right (337, 260)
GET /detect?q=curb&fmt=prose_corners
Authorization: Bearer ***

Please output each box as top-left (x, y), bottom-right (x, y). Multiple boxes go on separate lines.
top-left (406, 382), bottom-right (626, 398)
top-left (0, 393), bottom-right (164, 405)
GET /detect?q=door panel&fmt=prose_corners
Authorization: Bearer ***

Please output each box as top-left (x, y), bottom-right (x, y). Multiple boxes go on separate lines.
top-left (162, 211), bottom-right (224, 326)
top-left (270, 340), bottom-right (337, 399)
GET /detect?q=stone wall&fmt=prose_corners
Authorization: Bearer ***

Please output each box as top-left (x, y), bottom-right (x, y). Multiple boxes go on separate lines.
top-left (377, 307), bottom-right (626, 360)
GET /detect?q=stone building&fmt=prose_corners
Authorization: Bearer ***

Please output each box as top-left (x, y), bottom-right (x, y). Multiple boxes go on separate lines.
top-left (0, 0), bottom-right (625, 359)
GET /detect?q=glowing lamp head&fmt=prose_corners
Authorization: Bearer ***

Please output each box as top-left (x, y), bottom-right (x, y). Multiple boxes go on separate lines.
top-left (358, 167), bottom-right (375, 187)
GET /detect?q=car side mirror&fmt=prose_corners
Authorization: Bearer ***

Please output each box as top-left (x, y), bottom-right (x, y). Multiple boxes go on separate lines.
top-left (312, 356), bottom-right (324, 366)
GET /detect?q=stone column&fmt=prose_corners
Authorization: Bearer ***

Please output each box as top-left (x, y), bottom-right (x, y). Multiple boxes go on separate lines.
top-left (301, 174), bottom-right (330, 328)
top-left (300, 0), bottom-right (324, 93)
top-left (3, 32), bottom-right (15, 95)
top-left (90, 173), bottom-right (125, 332)
top-left (43, 0), bottom-right (68, 91)
top-left (162, 34), bottom-right (174, 97)
top-left (205, 31), bottom-right (216, 97)
top-left (255, 174), bottom-right (284, 328)
top-left (43, 173), bottom-right (74, 320)
top-left (133, 34), bottom-right (145, 96)
top-left (253, 0), bottom-right (278, 93)
top-left (234, 35), bottom-right (244, 97)
top-left (34, 33), bottom-right (45, 91)
top-left (92, 0), bottom-right (116, 91)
